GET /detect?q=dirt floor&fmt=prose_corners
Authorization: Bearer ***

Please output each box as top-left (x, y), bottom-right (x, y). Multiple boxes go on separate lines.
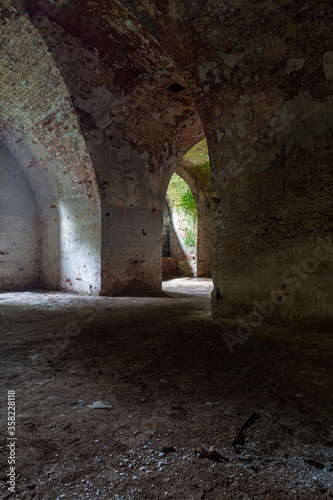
top-left (0, 277), bottom-right (332, 499)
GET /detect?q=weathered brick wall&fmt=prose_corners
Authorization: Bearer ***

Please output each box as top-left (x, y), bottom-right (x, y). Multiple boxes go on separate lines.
top-left (1, 0), bottom-right (331, 330)
top-left (211, 137), bottom-right (333, 330)
top-left (162, 257), bottom-right (178, 278)
top-left (126, 0), bottom-right (333, 329)
top-left (14, 0), bottom-right (203, 294)
top-left (0, 142), bottom-right (40, 290)
top-left (0, 2), bottom-right (101, 293)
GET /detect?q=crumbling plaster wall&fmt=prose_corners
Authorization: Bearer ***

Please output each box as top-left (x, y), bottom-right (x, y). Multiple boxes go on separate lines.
top-left (0, 2), bottom-right (101, 293)
top-left (20, 0), bottom-right (204, 294)
top-left (126, 0), bottom-right (333, 329)
top-left (3, 0), bottom-right (331, 330)
top-left (0, 141), bottom-right (40, 290)
top-left (94, 131), bottom-right (202, 293)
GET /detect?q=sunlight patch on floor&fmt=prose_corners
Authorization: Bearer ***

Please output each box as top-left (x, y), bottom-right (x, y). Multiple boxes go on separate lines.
top-left (162, 277), bottom-right (213, 295)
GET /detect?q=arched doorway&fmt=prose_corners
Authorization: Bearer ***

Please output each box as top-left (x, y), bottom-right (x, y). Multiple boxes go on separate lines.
top-left (162, 138), bottom-right (213, 280)
top-left (163, 173), bottom-right (197, 278)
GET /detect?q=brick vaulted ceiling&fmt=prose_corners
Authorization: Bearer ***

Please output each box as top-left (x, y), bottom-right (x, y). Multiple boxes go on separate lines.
top-left (0, 0), bottom-right (332, 328)
top-left (3, 0), bottom-right (204, 178)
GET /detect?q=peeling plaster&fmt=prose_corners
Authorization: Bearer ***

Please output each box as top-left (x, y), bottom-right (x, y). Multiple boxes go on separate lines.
top-left (217, 129), bottom-right (225, 143)
top-left (75, 86), bottom-right (123, 129)
top-left (276, 93), bottom-right (333, 153)
top-left (198, 62), bottom-right (221, 83)
top-left (221, 51), bottom-right (247, 69)
top-left (285, 57), bottom-right (305, 74)
top-left (1, 0), bottom-right (332, 329)
top-left (258, 0), bottom-right (278, 14)
top-left (323, 51), bottom-right (333, 80)
top-left (168, 0), bottom-right (183, 20)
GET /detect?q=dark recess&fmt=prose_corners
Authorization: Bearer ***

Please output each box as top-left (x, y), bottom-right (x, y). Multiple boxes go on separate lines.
top-left (168, 83), bottom-right (186, 93)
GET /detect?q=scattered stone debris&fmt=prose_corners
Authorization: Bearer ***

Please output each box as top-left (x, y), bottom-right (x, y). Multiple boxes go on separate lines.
top-left (304, 458), bottom-right (325, 469)
top-left (231, 413), bottom-right (260, 453)
top-left (73, 400), bottom-right (87, 407)
top-left (161, 446), bottom-right (176, 455)
top-left (193, 447), bottom-right (229, 463)
top-left (87, 401), bottom-right (112, 409)
top-left (1, 284), bottom-right (332, 498)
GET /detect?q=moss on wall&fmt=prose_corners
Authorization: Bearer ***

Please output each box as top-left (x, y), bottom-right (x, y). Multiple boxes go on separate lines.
top-left (167, 173), bottom-right (197, 254)
top-left (182, 139), bottom-right (211, 190)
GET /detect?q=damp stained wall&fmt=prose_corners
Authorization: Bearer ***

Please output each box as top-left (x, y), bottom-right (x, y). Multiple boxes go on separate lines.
top-left (127, 0), bottom-right (333, 330)
top-left (0, 0), bottom-right (331, 331)
top-left (0, 141), bottom-right (40, 290)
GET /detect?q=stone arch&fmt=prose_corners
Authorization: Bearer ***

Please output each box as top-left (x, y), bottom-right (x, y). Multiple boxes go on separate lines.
top-left (161, 135), bottom-right (213, 279)
top-left (163, 173), bottom-right (198, 278)
top-left (13, 0), bottom-right (205, 295)
top-left (123, 1), bottom-right (333, 329)
top-left (0, 4), bottom-right (101, 293)
top-left (175, 164), bottom-right (212, 277)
